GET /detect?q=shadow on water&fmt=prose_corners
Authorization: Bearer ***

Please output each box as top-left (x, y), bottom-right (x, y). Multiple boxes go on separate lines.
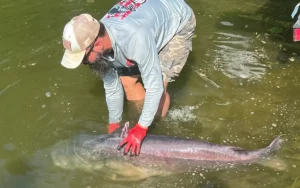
top-left (256, 0), bottom-right (296, 42)
top-left (256, 0), bottom-right (300, 62)
top-left (218, 0), bottom-right (297, 40)
top-left (217, 0), bottom-right (300, 63)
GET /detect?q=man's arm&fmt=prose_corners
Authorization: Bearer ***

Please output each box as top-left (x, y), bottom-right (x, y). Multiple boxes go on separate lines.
top-left (117, 28), bottom-right (164, 155)
top-left (102, 68), bottom-right (124, 124)
top-left (127, 28), bottom-right (164, 127)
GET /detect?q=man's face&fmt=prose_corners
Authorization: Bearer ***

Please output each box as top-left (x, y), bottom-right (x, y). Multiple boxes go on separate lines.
top-left (82, 40), bottom-right (111, 76)
top-left (83, 37), bottom-right (113, 65)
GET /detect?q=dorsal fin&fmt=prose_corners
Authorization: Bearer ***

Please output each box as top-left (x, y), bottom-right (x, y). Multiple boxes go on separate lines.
top-left (120, 122), bottom-right (130, 138)
top-left (229, 146), bottom-right (249, 155)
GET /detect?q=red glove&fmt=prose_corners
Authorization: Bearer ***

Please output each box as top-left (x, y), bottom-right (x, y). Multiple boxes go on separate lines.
top-left (108, 123), bottom-right (120, 134)
top-left (118, 123), bottom-right (148, 156)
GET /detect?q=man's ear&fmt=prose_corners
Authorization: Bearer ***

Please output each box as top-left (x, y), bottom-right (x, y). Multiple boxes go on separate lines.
top-left (94, 38), bottom-right (104, 48)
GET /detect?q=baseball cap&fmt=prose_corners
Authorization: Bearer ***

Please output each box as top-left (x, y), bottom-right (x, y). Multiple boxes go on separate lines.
top-left (61, 14), bottom-right (100, 69)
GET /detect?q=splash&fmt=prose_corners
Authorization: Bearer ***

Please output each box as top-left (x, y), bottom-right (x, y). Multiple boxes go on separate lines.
top-left (165, 105), bottom-right (199, 123)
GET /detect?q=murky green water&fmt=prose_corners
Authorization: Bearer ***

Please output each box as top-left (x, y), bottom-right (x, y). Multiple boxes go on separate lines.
top-left (1, 0), bottom-right (300, 187)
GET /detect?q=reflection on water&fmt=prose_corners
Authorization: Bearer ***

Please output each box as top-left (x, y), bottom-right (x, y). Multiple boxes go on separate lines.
top-left (210, 32), bottom-right (270, 80)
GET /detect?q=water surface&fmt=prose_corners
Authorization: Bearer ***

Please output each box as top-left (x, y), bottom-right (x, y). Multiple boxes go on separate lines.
top-left (1, 0), bottom-right (300, 187)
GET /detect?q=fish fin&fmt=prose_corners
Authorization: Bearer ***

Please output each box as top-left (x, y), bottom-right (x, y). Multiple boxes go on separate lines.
top-left (262, 136), bottom-right (283, 155)
top-left (120, 122), bottom-right (130, 138)
top-left (256, 137), bottom-right (285, 171)
top-left (230, 136), bottom-right (282, 155)
top-left (230, 147), bottom-right (249, 155)
top-left (102, 160), bottom-right (151, 181)
top-left (230, 147), bottom-right (246, 151)
top-left (257, 156), bottom-right (287, 171)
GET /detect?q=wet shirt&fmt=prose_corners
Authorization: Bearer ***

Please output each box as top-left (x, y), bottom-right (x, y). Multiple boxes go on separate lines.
top-left (100, 0), bottom-right (192, 127)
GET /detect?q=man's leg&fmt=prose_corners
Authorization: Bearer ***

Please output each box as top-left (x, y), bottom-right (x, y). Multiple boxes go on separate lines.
top-left (120, 75), bottom-right (145, 101)
top-left (120, 74), bottom-right (145, 119)
top-left (120, 74), bottom-right (170, 118)
top-left (157, 11), bottom-right (196, 118)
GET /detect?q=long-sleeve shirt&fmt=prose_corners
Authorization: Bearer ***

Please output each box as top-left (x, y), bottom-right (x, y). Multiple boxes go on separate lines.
top-left (100, 0), bottom-right (192, 127)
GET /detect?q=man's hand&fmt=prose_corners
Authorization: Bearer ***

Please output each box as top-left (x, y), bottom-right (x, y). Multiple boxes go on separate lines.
top-left (108, 123), bottom-right (120, 134)
top-left (117, 123), bottom-right (148, 156)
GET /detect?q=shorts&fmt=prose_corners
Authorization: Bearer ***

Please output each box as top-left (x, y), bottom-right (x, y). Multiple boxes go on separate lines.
top-left (159, 11), bottom-right (196, 82)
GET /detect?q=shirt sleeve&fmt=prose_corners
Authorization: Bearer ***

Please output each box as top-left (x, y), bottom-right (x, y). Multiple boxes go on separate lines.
top-left (101, 68), bottom-right (124, 124)
top-left (126, 28), bottom-right (164, 127)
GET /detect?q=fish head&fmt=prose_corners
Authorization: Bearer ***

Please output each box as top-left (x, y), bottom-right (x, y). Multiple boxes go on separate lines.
top-left (50, 134), bottom-right (115, 172)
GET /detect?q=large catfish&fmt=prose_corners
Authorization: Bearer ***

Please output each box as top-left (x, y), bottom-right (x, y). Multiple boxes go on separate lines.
top-left (51, 122), bottom-right (283, 181)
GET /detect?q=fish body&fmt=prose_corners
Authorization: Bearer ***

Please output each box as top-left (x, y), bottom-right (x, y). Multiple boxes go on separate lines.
top-left (51, 123), bottom-right (282, 180)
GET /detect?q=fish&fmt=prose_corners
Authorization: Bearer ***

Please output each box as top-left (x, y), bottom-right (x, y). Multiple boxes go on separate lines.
top-left (50, 122), bottom-right (283, 181)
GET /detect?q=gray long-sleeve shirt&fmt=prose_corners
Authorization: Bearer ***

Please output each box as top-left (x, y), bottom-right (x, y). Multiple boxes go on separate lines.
top-left (100, 0), bottom-right (192, 127)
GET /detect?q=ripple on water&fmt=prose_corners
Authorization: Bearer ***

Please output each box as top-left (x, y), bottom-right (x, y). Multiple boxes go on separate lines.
top-left (3, 143), bottom-right (15, 152)
top-left (209, 32), bottom-right (271, 80)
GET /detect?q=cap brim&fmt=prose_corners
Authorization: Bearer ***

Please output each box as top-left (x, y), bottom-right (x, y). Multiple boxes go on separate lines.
top-left (61, 50), bottom-right (85, 69)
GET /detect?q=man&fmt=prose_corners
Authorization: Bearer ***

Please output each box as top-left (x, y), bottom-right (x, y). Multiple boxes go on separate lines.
top-left (292, 2), bottom-right (300, 41)
top-left (60, 0), bottom-right (196, 156)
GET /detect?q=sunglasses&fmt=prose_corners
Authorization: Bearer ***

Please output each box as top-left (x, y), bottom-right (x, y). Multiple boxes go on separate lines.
top-left (82, 38), bottom-right (97, 65)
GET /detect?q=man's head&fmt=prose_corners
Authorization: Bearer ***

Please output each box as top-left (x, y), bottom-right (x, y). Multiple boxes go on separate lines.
top-left (61, 14), bottom-right (100, 69)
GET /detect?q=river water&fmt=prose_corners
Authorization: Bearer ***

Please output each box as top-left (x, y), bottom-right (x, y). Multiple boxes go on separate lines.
top-left (1, 0), bottom-right (300, 187)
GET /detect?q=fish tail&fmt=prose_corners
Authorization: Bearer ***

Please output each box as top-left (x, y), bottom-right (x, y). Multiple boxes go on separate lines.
top-left (256, 136), bottom-right (286, 171)
top-left (260, 136), bottom-right (283, 156)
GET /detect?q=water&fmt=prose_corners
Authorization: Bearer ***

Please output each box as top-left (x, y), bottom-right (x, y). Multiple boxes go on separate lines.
top-left (1, 0), bottom-right (300, 187)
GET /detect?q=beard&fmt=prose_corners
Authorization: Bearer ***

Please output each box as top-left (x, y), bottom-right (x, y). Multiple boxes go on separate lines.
top-left (87, 50), bottom-right (112, 78)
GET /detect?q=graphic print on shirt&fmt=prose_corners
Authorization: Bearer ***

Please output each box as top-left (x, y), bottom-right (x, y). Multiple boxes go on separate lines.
top-left (105, 0), bottom-right (147, 19)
